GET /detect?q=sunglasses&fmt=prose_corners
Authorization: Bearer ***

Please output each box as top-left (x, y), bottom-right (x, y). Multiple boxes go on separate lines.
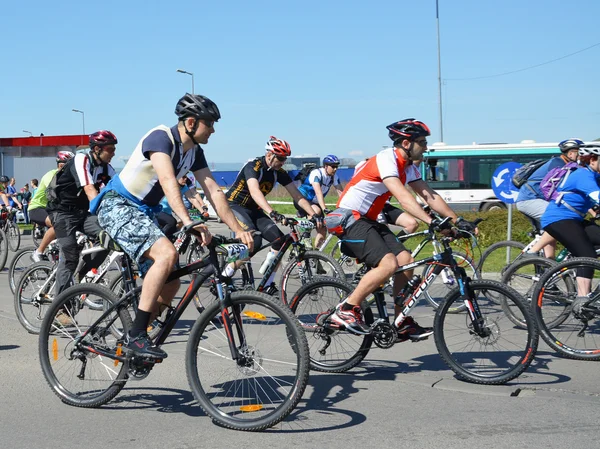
top-left (273, 154), bottom-right (287, 162)
top-left (327, 165), bottom-right (339, 169)
top-left (415, 139), bottom-right (428, 146)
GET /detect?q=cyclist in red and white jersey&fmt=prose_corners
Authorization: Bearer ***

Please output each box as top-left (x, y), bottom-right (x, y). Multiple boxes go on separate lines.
top-left (331, 119), bottom-right (478, 336)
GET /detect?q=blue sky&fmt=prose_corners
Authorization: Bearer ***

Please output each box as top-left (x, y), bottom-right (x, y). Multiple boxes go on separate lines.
top-left (2, 0), bottom-right (599, 168)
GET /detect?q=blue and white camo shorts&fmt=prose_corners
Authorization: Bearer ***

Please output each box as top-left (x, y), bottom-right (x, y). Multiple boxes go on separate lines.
top-left (97, 192), bottom-right (164, 275)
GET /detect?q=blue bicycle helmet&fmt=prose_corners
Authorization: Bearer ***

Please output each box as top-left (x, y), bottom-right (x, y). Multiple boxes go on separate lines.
top-left (559, 138), bottom-right (584, 153)
top-left (323, 154), bottom-right (340, 166)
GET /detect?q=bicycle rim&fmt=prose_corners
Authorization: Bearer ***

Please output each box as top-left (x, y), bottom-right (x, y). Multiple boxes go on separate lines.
top-left (533, 258), bottom-right (600, 360)
top-left (39, 284), bottom-right (132, 407)
top-left (434, 280), bottom-right (538, 384)
top-left (290, 277), bottom-right (373, 373)
top-left (186, 291), bottom-right (309, 431)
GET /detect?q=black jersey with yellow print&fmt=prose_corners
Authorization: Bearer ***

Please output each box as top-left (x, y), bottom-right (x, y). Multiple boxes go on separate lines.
top-left (226, 156), bottom-right (293, 209)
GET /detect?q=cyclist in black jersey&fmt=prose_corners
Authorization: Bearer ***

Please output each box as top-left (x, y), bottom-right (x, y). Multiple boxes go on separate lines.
top-left (224, 136), bottom-right (323, 287)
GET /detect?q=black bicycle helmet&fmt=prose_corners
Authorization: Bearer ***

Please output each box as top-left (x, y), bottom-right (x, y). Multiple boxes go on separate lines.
top-left (0, 176), bottom-right (9, 183)
top-left (386, 119), bottom-right (431, 143)
top-left (175, 93), bottom-right (221, 122)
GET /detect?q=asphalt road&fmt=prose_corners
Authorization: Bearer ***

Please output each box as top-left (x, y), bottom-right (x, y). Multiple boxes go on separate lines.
top-left (1, 223), bottom-right (599, 449)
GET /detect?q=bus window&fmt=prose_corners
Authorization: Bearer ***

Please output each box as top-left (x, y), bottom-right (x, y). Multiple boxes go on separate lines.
top-left (425, 158), bottom-right (467, 188)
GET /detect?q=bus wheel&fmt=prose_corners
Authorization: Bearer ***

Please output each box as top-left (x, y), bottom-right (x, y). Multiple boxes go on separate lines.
top-left (481, 202), bottom-right (506, 212)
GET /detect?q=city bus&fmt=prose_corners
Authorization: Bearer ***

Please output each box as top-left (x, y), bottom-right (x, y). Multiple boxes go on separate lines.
top-left (419, 141), bottom-right (561, 212)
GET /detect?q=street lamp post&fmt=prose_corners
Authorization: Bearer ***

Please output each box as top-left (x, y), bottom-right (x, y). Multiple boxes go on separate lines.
top-left (72, 109), bottom-right (85, 135)
top-left (22, 130), bottom-right (33, 137)
top-left (176, 69), bottom-right (195, 94)
top-left (436, 0), bottom-right (444, 142)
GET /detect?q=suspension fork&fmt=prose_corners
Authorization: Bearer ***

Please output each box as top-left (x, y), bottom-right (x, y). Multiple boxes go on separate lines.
top-left (215, 282), bottom-right (247, 361)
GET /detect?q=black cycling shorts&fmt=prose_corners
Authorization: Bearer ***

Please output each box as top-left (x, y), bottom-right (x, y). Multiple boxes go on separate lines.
top-left (293, 200), bottom-right (321, 217)
top-left (29, 208), bottom-right (50, 226)
top-left (382, 203), bottom-right (404, 224)
top-left (340, 217), bottom-right (407, 268)
top-left (229, 203), bottom-right (285, 254)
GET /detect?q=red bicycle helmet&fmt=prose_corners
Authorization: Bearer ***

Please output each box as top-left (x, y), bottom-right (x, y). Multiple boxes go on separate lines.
top-left (265, 136), bottom-right (291, 157)
top-left (56, 151), bottom-right (75, 163)
top-left (386, 119), bottom-right (431, 143)
top-left (89, 130), bottom-right (118, 147)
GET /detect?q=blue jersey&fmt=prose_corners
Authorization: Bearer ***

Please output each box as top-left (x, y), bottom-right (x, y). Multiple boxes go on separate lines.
top-left (517, 156), bottom-right (567, 202)
top-left (298, 167), bottom-right (340, 203)
top-left (542, 166), bottom-right (600, 227)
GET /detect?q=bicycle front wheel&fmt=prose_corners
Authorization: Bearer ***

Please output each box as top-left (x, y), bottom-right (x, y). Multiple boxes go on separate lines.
top-left (434, 280), bottom-right (538, 385)
top-left (186, 291), bottom-right (310, 431)
top-left (477, 241), bottom-right (526, 281)
top-left (289, 277), bottom-right (374, 373)
top-left (9, 246), bottom-right (36, 294)
top-left (279, 250), bottom-right (346, 305)
top-left (14, 261), bottom-right (55, 334)
top-left (7, 220), bottom-right (21, 251)
top-left (532, 258), bottom-right (600, 360)
top-left (39, 283), bottom-right (132, 407)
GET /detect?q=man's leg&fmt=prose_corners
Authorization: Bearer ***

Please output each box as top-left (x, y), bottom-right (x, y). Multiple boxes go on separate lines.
top-left (77, 215), bottom-right (109, 281)
top-left (52, 212), bottom-right (82, 295)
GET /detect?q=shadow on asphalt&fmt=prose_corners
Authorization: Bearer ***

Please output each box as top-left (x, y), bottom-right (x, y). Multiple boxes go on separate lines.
top-left (0, 344), bottom-right (20, 351)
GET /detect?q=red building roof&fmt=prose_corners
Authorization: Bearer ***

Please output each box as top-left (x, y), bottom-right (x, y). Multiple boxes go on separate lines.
top-left (0, 135), bottom-right (88, 147)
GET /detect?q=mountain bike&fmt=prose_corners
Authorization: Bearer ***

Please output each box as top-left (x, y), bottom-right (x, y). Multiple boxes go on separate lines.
top-left (289, 218), bottom-right (538, 385)
top-left (38, 223), bottom-right (310, 431)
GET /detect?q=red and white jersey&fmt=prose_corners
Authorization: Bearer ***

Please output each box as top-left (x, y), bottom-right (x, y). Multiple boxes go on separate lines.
top-left (338, 148), bottom-right (421, 220)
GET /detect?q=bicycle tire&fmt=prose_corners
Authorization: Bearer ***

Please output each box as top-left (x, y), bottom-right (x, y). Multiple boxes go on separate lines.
top-left (39, 283), bottom-right (132, 407)
top-left (422, 251), bottom-right (479, 312)
top-left (434, 280), bottom-right (538, 384)
top-left (7, 220), bottom-right (21, 252)
top-left (0, 228), bottom-right (9, 271)
top-left (186, 291), bottom-right (310, 431)
top-left (279, 250), bottom-right (346, 305)
top-left (289, 277), bottom-right (374, 373)
top-left (14, 261), bottom-right (55, 334)
top-left (477, 241), bottom-right (526, 281)
top-left (9, 246), bottom-right (37, 293)
top-left (501, 256), bottom-right (567, 328)
top-left (532, 257), bottom-right (600, 360)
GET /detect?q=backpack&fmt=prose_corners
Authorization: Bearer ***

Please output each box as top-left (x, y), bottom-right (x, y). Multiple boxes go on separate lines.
top-left (511, 159), bottom-right (547, 188)
top-left (293, 163), bottom-right (317, 183)
top-left (539, 161), bottom-right (579, 201)
top-left (45, 165), bottom-right (67, 207)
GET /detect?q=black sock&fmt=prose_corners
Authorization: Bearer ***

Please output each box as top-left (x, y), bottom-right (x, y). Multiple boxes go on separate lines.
top-left (130, 310), bottom-right (152, 338)
top-left (341, 302), bottom-right (355, 311)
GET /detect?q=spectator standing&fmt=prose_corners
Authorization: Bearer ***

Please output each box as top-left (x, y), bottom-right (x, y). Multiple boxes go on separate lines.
top-left (20, 184), bottom-right (31, 224)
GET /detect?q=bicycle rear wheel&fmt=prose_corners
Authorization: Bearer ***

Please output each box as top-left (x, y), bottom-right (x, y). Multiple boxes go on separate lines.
top-left (186, 291), bottom-right (310, 431)
top-left (289, 277), bottom-right (374, 373)
top-left (32, 224), bottom-right (47, 248)
top-left (39, 283), bottom-right (132, 407)
top-left (434, 280), bottom-right (538, 384)
top-left (532, 258), bottom-right (600, 360)
top-left (477, 241), bottom-right (526, 281)
top-left (7, 220), bottom-right (21, 251)
top-left (279, 250), bottom-right (346, 305)
top-left (14, 261), bottom-right (55, 334)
